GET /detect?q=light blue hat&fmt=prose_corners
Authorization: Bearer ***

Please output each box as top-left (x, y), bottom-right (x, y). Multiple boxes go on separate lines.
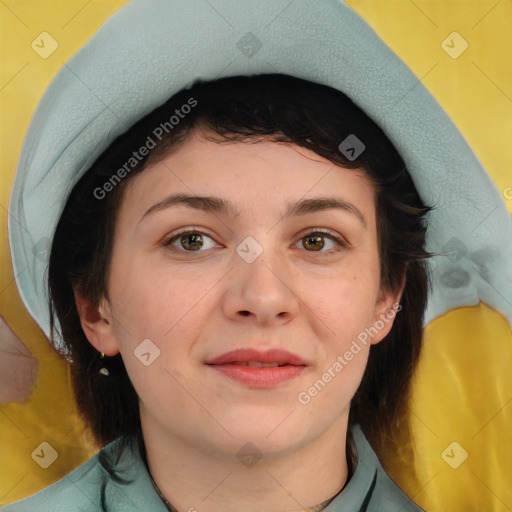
top-left (9, 0), bottom-right (512, 351)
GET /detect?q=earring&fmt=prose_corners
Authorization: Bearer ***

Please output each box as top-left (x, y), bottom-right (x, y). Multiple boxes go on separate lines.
top-left (99, 352), bottom-right (109, 377)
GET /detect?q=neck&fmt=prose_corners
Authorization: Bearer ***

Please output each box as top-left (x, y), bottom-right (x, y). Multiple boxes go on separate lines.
top-left (139, 411), bottom-right (352, 512)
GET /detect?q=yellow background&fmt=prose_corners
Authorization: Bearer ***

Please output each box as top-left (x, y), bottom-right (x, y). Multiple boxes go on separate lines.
top-left (1, 1), bottom-right (511, 510)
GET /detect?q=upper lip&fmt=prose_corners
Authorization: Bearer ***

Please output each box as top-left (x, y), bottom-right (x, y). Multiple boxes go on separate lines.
top-left (205, 348), bottom-right (308, 366)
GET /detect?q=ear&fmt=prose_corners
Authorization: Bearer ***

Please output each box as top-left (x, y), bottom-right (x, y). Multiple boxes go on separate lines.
top-left (73, 288), bottom-right (120, 356)
top-left (369, 274), bottom-right (406, 346)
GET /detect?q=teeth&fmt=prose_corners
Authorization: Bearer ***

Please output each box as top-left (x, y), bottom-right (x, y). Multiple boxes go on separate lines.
top-left (232, 361), bottom-right (281, 368)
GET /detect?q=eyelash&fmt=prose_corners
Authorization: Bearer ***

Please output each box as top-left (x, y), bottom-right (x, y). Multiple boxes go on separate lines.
top-left (163, 227), bottom-right (348, 256)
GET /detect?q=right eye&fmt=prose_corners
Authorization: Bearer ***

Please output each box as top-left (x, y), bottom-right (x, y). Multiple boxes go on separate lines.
top-left (163, 229), bottom-right (220, 252)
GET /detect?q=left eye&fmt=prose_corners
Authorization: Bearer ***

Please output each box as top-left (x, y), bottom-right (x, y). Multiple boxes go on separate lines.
top-left (296, 230), bottom-right (346, 254)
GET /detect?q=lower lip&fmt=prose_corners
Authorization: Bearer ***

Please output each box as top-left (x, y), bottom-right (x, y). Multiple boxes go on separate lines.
top-left (207, 364), bottom-right (306, 388)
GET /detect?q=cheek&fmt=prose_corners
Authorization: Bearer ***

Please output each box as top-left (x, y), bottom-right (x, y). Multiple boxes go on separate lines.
top-left (297, 270), bottom-right (375, 413)
top-left (111, 267), bottom-right (210, 407)
top-left (308, 260), bottom-right (380, 339)
top-left (107, 254), bottom-right (219, 349)
top-left (300, 251), bottom-right (380, 395)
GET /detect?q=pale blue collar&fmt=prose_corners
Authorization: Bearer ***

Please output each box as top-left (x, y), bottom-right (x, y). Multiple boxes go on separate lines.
top-left (102, 424), bottom-right (421, 511)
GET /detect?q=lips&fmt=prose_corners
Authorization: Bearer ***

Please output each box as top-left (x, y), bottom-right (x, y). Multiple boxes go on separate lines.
top-left (206, 348), bottom-right (308, 388)
top-left (205, 348), bottom-right (307, 367)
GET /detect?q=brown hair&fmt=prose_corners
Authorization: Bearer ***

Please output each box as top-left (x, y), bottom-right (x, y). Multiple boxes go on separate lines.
top-left (48, 73), bottom-right (432, 484)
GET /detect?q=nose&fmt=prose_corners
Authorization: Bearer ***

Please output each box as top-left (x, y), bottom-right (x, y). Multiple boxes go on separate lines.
top-left (222, 245), bottom-right (300, 326)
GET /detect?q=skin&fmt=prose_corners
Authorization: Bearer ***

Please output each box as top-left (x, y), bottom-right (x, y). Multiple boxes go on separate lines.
top-left (75, 127), bottom-right (403, 512)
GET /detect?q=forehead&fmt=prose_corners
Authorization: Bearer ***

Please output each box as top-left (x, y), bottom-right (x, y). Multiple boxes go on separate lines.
top-left (118, 129), bottom-right (376, 227)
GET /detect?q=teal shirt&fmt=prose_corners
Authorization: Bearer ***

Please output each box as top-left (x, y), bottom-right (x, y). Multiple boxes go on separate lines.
top-left (1, 425), bottom-right (423, 511)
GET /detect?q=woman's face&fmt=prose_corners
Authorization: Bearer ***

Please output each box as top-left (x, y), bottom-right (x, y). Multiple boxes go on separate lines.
top-left (86, 127), bottom-right (400, 459)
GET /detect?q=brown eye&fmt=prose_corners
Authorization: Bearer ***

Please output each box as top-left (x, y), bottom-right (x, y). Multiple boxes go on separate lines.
top-left (303, 234), bottom-right (325, 251)
top-left (180, 233), bottom-right (204, 251)
top-left (165, 230), bottom-right (217, 252)
top-left (298, 230), bottom-right (347, 255)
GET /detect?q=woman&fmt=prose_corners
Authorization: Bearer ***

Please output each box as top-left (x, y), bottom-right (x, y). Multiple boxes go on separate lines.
top-left (5, 0), bottom-right (511, 511)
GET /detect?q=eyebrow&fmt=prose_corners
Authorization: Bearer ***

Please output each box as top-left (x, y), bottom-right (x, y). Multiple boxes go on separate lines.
top-left (139, 193), bottom-right (366, 227)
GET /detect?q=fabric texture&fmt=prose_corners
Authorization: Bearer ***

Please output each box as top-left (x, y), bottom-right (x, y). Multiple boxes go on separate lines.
top-left (0, 424), bottom-right (423, 512)
top-left (7, 0), bottom-right (512, 354)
